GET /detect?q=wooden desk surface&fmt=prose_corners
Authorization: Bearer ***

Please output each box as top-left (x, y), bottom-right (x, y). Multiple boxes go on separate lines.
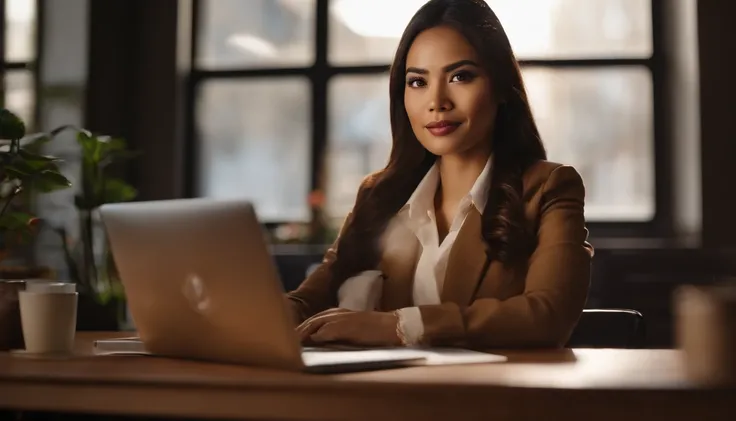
top-left (0, 332), bottom-right (734, 421)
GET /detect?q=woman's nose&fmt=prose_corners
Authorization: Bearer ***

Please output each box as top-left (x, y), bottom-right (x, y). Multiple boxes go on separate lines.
top-left (428, 86), bottom-right (453, 112)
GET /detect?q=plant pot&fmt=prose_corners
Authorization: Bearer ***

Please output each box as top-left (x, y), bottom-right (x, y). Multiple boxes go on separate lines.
top-left (0, 279), bottom-right (26, 350)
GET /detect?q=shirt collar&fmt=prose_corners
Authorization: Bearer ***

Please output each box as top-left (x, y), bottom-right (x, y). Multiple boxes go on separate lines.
top-left (403, 162), bottom-right (440, 221)
top-left (468, 154), bottom-right (493, 214)
top-left (400, 154), bottom-right (493, 219)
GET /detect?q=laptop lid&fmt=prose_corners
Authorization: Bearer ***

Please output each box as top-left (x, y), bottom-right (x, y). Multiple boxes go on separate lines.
top-left (100, 198), bottom-right (306, 371)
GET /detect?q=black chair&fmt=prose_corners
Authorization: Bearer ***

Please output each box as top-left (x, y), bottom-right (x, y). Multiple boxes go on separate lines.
top-left (566, 309), bottom-right (646, 348)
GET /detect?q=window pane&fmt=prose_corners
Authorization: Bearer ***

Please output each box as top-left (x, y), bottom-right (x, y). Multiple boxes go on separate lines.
top-left (325, 68), bottom-right (654, 222)
top-left (196, 0), bottom-right (315, 69)
top-left (197, 78), bottom-right (311, 222)
top-left (326, 75), bottom-right (391, 218)
top-left (4, 0), bottom-right (37, 62)
top-left (4, 71), bottom-right (35, 129)
top-left (523, 66), bottom-right (654, 221)
top-left (329, 0), bottom-right (651, 64)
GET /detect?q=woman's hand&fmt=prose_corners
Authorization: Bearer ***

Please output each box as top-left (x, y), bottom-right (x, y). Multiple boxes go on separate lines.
top-left (296, 308), bottom-right (402, 347)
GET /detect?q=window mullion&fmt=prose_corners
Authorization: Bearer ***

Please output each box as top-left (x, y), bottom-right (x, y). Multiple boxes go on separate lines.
top-left (183, 0), bottom-right (201, 198)
top-left (311, 0), bottom-right (329, 197)
top-left (649, 0), bottom-right (671, 235)
top-left (0, 0), bottom-right (6, 105)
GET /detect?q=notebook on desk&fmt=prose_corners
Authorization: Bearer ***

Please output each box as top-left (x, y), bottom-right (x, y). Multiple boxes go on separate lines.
top-left (99, 199), bottom-right (506, 374)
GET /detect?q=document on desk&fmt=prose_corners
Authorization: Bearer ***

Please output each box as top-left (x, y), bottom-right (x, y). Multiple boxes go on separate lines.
top-left (93, 337), bottom-right (149, 355)
top-left (394, 348), bottom-right (507, 366)
top-left (303, 347), bottom-right (507, 366)
top-left (94, 338), bottom-right (507, 366)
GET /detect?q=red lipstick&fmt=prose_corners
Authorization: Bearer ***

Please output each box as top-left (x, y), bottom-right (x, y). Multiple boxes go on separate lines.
top-left (425, 120), bottom-right (461, 136)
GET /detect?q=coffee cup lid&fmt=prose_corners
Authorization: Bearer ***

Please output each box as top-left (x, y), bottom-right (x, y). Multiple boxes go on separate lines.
top-left (25, 281), bottom-right (76, 294)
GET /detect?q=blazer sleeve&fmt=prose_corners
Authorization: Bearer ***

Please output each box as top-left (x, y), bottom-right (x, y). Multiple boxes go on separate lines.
top-left (418, 165), bottom-right (593, 348)
top-left (285, 177), bottom-right (373, 324)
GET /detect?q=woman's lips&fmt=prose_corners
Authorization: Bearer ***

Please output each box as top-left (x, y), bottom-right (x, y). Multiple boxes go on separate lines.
top-left (425, 120), bottom-right (461, 136)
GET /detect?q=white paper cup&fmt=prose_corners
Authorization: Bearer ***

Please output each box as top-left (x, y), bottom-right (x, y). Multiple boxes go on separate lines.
top-left (19, 282), bottom-right (78, 355)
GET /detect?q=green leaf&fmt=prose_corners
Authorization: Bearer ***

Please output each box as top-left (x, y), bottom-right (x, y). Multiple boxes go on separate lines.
top-left (0, 212), bottom-right (36, 246)
top-left (0, 212), bottom-right (33, 230)
top-left (95, 136), bottom-right (119, 161)
top-left (104, 138), bottom-right (134, 156)
top-left (18, 148), bottom-right (61, 163)
top-left (96, 288), bottom-right (113, 305)
top-left (28, 170), bottom-right (73, 193)
top-left (102, 178), bottom-right (137, 203)
top-left (0, 108), bottom-right (26, 140)
top-left (11, 157), bottom-right (43, 172)
top-left (49, 124), bottom-right (89, 138)
top-left (3, 156), bottom-right (64, 181)
top-left (4, 164), bottom-right (31, 179)
top-left (19, 133), bottom-right (52, 148)
top-left (107, 137), bottom-right (128, 151)
top-left (15, 125), bottom-right (87, 151)
top-left (77, 131), bottom-right (99, 162)
top-left (12, 153), bottom-right (62, 174)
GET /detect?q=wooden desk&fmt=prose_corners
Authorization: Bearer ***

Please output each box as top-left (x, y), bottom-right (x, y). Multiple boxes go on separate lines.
top-left (0, 333), bottom-right (733, 421)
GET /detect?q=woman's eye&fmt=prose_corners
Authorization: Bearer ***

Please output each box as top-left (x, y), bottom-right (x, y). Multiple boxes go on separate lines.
top-left (451, 71), bottom-right (475, 83)
top-left (406, 78), bottom-right (426, 88)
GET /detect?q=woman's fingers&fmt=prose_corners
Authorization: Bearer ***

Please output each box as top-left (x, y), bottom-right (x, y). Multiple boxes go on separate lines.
top-left (296, 309), bottom-right (352, 342)
top-left (299, 308), bottom-right (350, 329)
top-left (309, 320), bottom-right (346, 343)
top-left (302, 311), bottom-right (400, 347)
top-left (305, 307), bottom-right (349, 323)
top-left (296, 317), bottom-right (328, 342)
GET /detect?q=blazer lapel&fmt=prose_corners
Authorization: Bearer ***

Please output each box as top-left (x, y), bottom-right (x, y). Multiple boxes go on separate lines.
top-left (441, 208), bottom-right (489, 305)
top-left (378, 217), bottom-right (419, 311)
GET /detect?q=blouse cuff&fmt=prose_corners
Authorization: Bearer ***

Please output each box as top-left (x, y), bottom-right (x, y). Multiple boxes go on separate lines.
top-left (395, 306), bottom-right (425, 346)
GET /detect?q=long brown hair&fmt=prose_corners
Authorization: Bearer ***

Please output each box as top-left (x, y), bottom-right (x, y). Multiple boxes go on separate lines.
top-left (330, 0), bottom-right (546, 290)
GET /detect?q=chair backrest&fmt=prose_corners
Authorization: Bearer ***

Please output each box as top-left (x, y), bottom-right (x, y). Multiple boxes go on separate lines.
top-left (566, 309), bottom-right (646, 348)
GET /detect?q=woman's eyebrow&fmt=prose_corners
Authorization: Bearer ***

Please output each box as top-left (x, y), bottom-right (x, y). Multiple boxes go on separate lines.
top-left (406, 59), bottom-right (479, 75)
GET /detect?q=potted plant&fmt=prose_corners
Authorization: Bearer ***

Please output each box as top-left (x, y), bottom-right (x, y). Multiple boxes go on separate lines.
top-left (53, 130), bottom-right (137, 330)
top-left (0, 108), bottom-right (72, 350)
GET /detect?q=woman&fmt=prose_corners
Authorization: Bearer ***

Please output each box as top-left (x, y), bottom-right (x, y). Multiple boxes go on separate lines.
top-left (287, 0), bottom-right (593, 349)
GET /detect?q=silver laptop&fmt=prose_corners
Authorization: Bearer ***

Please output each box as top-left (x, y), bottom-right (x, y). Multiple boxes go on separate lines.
top-left (99, 198), bottom-right (424, 373)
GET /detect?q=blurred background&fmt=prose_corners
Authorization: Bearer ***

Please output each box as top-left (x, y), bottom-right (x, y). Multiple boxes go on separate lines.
top-left (1, 0), bottom-right (734, 346)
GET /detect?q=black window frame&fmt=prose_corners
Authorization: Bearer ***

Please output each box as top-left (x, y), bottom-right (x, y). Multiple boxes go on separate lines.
top-left (184, 0), bottom-right (670, 238)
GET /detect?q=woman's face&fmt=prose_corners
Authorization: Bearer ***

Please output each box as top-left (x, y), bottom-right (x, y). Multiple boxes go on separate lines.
top-left (404, 25), bottom-right (497, 158)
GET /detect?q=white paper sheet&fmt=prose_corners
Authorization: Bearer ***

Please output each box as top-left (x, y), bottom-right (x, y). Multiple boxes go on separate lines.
top-left (94, 338), bottom-right (507, 366)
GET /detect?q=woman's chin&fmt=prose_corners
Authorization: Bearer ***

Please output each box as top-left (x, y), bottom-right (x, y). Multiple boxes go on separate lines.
top-left (417, 139), bottom-right (458, 156)
top-left (421, 143), bottom-right (468, 158)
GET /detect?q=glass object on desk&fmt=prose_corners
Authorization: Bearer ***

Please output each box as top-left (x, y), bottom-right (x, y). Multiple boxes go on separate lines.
top-left (196, 77), bottom-right (312, 222)
top-left (328, 0), bottom-right (652, 64)
top-left (196, 0), bottom-right (315, 69)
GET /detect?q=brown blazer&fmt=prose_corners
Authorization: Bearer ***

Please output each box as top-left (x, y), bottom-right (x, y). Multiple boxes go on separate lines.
top-left (287, 160), bottom-right (594, 348)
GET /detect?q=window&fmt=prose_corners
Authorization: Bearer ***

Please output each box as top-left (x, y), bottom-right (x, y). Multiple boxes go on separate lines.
top-left (189, 0), bottom-right (661, 228)
top-left (1, 0), bottom-right (38, 129)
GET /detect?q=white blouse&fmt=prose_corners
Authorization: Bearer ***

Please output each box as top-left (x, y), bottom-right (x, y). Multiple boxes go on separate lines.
top-left (337, 156), bottom-right (493, 345)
